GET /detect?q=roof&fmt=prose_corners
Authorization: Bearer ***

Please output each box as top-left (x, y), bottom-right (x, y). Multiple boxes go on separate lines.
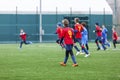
top-left (0, 0), bottom-right (113, 14)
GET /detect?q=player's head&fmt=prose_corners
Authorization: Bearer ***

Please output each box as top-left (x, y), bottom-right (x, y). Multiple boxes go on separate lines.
top-left (57, 22), bottom-right (62, 27)
top-left (20, 29), bottom-right (24, 32)
top-left (81, 22), bottom-right (86, 27)
top-left (74, 18), bottom-right (79, 23)
top-left (112, 26), bottom-right (116, 32)
top-left (95, 22), bottom-right (99, 27)
top-left (62, 19), bottom-right (69, 27)
top-left (102, 25), bottom-right (105, 28)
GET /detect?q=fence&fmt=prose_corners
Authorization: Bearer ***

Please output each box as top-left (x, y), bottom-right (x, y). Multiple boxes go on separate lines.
top-left (0, 7), bottom-right (113, 43)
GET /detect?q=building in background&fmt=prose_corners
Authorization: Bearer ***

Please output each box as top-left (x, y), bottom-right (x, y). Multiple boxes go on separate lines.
top-left (0, 0), bottom-right (113, 43)
top-left (106, 0), bottom-right (120, 26)
top-left (106, 0), bottom-right (120, 36)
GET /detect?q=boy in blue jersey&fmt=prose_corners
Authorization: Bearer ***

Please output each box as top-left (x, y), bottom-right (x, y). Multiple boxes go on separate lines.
top-left (80, 22), bottom-right (90, 57)
top-left (102, 25), bottom-right (110, 47)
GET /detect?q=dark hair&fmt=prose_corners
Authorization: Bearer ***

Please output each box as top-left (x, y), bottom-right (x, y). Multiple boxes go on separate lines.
top-left (95, 23), bottom-right (99, 25)
top-left (81, 22), bottom-right (86, 27)
top-left (74, 18), bottom-right (79, 23)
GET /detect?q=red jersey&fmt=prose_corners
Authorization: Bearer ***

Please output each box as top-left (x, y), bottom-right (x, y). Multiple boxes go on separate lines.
top-left (20, 32), bottom-right (27, 40)
top-left (112, 31), bottom-right (118, 40)
top-left (56, 26), bottom-right (63, 39)
top-left (96, 26), bottom-right (102, 37)
top-left (74, 23), bottom-right (83, 39)
top-left (62, 27), bottom-right (74, 45)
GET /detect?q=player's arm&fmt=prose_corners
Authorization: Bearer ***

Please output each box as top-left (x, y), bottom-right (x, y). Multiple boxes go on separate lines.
top-left (60, 29), bottom-right (65, 44)
top-left (54, 28), bottom-right (58, 34)
top-left (105, 29), bottom-right (108, 33)
top-left (115, 32), bottom-right (118, 40)
top-left (74, 28), bottom-right (78, 33)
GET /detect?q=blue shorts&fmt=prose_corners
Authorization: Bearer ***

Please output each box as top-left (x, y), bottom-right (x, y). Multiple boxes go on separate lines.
top-left (65, 44), bottom-right (73, 51)
top-left (81, 39), bottom-right (87, 45)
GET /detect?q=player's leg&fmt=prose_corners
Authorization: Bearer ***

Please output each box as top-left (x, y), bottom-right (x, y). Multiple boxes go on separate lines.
top-left (81, 44), bottom-right (90, 57)
top-left (60, 50), bottom-right (69, 66)
top-left (113, 40), bottom-right (117, 48)
top-left (73, 39), bottom-right (80, 54)
top-left (74, 43), bottom-right (80, 55)
top-left (99, 37), bottom-right (106, 50)
top-left (100, 38), bottom-right (105, 50)
top-left (74, 44), bottom-right (80, 52)
top-left (77, 38), bottom-right (82, 47)
top-left (56, 39), bottom-right (60, 44)
top-left (60, 45), bottom-right (70, 66)
top-left (24, 40), bottom-right (32, 45)
top-left (64, 50), bottom-right (69, 64)
top-left (105, 39), bottom-right (111, 47)
top-left (60, 39), bottom-right (65, 48)
top-left (95, 37), bottom-right (100, 50)
top-left (85, 40), bottom-right (89, 50)
top-left (85, 43), bottom-right (89, 50)
top-left (102, 38), bottom-right (106, 45)
top-left (56, 39), bottom-right (64, 48)
top-left (69, 45), bottom-right (78, 67)
top-left (20, 40), bottom-right (24, 48)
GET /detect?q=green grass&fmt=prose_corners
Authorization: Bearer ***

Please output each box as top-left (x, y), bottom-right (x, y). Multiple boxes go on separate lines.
top-left (0, 43), bottom-right (120, 80)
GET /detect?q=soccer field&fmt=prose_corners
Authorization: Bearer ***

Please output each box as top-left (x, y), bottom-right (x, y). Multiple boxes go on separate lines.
top-left (0, 43), bottom-right (120, 80)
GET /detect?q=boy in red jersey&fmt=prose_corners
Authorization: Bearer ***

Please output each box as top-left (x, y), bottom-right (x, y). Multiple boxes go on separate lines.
top-left (74, 18), bottom-right (84, 55)
top-left (60, 19), bottom-right (78, 67)
top-left (55, 22), bottom-right (64, 48)
top-left (19, 29), bottom-right (32, 48)
top-left (94, 23), bottom-right (106, 50)
top-left (112, 27), bottom-right (118, 48)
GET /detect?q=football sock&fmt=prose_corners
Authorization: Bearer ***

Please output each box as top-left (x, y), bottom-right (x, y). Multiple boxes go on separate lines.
top-left (86, 44), bottom-right (89, 50)
top-left (74, 46), bottom-right (80, 52)
top-left (82, 46), bottom-right (89, 54)
top-left (96, 42), bottom-right (100, 49)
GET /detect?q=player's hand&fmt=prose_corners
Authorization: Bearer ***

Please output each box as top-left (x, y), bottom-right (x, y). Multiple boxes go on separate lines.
top-left (93, 30), bottom-right (95, 32)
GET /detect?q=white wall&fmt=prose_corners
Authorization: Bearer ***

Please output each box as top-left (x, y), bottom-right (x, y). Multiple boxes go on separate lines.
top-left (0, 0), bottom-right (112, 14)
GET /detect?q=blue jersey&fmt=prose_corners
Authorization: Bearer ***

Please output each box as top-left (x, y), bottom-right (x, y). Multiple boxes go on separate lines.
top-left (81, 27), bottom-right (88, 45)
top-left (102, 28), bottom-right (108, 39)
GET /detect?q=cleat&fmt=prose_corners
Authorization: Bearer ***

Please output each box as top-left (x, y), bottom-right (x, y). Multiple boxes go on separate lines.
top-left (104, 47), bottom-right (107, 50)
top-left (80, 52), bottom-right (85, 54)
top-left (29, 41), bottom-right (32, 44)
top-left (60, 62), bottom-right (66, 66)
top-left (76, 51), bottom-right (80, 56)
top-left (97, 48), bottom-right (100, 51)
top-left (84, 54), bottom-right (90, 57)
top-left (72, 64), bottom-right (78, 67)
top-left (100, 47), bottom-right (104, 50)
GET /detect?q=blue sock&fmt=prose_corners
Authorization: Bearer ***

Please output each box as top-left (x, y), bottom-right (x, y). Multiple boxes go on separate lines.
top-left (74, 46), bottom-right (80, 52)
